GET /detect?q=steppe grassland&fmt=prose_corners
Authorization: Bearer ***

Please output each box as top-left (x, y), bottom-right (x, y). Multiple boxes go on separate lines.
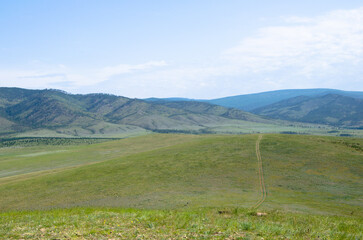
top-left (0, 133), bottom-right (362, 239)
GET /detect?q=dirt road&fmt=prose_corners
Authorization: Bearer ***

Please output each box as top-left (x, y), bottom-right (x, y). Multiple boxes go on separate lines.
top-left (252, 134), bottom-right (266, 209)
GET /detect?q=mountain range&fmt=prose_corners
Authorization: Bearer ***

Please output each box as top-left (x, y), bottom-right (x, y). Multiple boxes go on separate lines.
top-left (252, 94), bottom-right (363, 128)
top-left (0, 87), bottom-right (270, 137)
top-left (0, 87), bottom-right (362, 137)
top-left (145, 88), bottom-right (363, 129)
top-left (146, 88), bottom-right (363, 111)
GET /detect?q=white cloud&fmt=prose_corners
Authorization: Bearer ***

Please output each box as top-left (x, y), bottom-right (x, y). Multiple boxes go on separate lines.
top-left (0, 60), bottom-right (167, 91)
top-left (118, 7), bottom-right (363, 97)
top-left (100, 61), bottom-right (167, 77)
top-left (223, 7), bottom-right (363, 78)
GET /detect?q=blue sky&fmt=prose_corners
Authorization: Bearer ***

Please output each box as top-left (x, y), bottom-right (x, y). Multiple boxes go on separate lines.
top-left (1, 0), bottom-right (362, 98)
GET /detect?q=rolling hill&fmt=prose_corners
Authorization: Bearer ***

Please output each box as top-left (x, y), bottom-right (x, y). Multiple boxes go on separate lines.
top-left (144, 88), bottom-right (363, 129)
top-left (146, 88), bottom-right (363, 111)
top-left (150, 100), bottom-right (270, 123)
top-left (252, 94), bottom-right (363, 128)
top-left (206, 88), bottom-right (363, 111)
top-left (0, 134), bottom-right (362, 238)
top-left (0, 87), bottom-right (273, 137)
top-left (1, 87), bottom-right (362, 137)
top-left (1, 134), bottom-right (362, 213)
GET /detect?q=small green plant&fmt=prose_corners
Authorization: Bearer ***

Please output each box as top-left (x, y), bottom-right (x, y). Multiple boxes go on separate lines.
top-left (240, 222), bottom-right (252, 230)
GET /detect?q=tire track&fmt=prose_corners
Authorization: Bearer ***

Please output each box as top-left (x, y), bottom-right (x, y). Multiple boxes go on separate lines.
top-left (252, 134), bottom-right (266, 209)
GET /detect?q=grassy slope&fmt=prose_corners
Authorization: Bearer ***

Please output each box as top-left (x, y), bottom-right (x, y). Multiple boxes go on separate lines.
top-left (0, 134), bottom-right (362, 215)
top-left (261, 134), bottom-right (363, 215)
top-left (0, 116), bottom-right (15, 133)
top-left (0, 135), bottom-right (259, 211)
top-left (0, 134), bottom-right (362, 239)
top-left (0, 134), bottom-right (200, 180)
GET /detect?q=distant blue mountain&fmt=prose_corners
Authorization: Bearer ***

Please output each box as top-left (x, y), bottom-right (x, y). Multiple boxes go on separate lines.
top-left (145, 89), bottom-right (363, 111)
top-left (207, 89), bottom-right (363, 111)
top-left (252, 94), bottom-right (363, 128)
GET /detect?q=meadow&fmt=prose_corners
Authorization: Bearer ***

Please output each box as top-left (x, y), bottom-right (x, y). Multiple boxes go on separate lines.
top-left (0, 133), bottom-right (362, 239)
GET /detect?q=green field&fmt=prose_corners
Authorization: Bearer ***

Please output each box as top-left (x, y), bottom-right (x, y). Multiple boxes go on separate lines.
top-left (0, 134), bottom-right (362, 239)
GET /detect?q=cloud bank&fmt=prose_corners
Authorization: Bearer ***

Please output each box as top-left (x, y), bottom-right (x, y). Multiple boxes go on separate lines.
top-left (224, 7), bottom-right (363, 76)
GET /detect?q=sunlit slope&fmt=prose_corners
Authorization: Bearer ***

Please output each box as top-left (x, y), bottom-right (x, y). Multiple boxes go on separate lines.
top-left (0, 134), bottom-right (260, 211)
top-left (0, 134), bottom-right (362, 216)
top-left (260, 134), bottom-right (363, 215)
top-left (0, 134), bottom-right (201, 180)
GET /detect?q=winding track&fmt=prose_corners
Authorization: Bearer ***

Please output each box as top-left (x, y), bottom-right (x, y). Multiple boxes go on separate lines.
top-left (252, 134), bottom-right (267, 209)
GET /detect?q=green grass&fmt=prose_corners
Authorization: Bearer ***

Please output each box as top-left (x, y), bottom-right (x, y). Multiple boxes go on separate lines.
top-left (0, 134), bottom-right (200, 179)
top-left (261, 134), bottom-right (363, 215)
top-left (0, 133), bottom-right (362, 238)
top-left (203, 120), bottom-right (363, 137)
top-left (1, 207), bottom-right (362, 239)
top-left (0, 134), bottom-right (362, 214)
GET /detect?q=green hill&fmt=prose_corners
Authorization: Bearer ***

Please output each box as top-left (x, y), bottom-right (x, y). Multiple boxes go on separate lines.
top-left (0, 134), bottom-right (362, 239)
top-left (6, 93), bottom-right (95, 128)
top-left (1, 134), bottom-right (361, 214)
top-left (153, 101), bottom-right (269, 123)
top-left (0, 87), bottom-right (274, 137)
top-left (1, 87), bottom-right (362, 137)
top-left (252, 94), bottom-right (363, 128)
